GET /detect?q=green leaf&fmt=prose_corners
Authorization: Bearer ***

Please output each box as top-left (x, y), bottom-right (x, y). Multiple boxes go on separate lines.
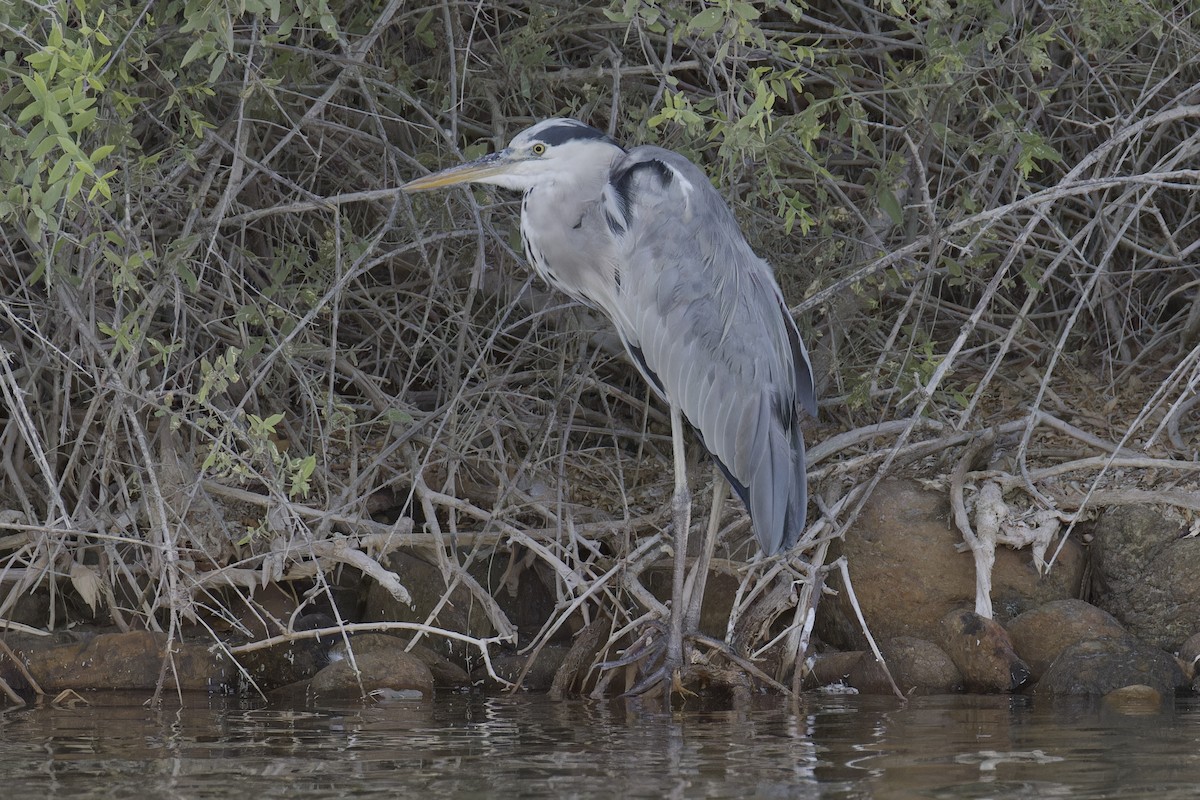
top-left (208, 54), bottom-right (227, 85)
top-left (289, 454), bottom-right (317, 498)
top-left (732, 2), bottom-right (760, 21)
top-left (176, 263), bottom-right (199, 292)
top-left (71, 107), bottom-right (98, 133)
top-left (66, 168), bottom-right (86, 200)
top-left (181, 38), bottom-right (209, 68)
top-left (384, 408), bottom-right (413, 425)
top-left (690, 7), bottom-right (724, 35)
top-left (48, 152), bottom-right (73, 183)
top-left (31, 134), bottom-right (59, 160)
top-left (44, 110), bottom-right (69, 136)
top-left (877, 188), bottom-right (904, 226)
top-left (87, 175), bottom-right (113, 202)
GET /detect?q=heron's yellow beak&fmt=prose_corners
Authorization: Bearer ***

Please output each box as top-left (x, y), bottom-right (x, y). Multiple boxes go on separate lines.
top-left (401, 150), bottom-right (515, 192)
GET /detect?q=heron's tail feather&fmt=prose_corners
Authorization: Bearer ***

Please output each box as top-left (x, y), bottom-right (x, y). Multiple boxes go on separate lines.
top-left (780, 424), bottom-right (808, 552)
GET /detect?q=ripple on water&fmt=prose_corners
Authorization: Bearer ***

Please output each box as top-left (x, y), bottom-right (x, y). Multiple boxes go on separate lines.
top-left (0, 691), bottom-right (1197, 798)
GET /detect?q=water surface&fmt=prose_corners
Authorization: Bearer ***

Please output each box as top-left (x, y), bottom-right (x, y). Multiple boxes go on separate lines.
top-left (1, 691), bottom-right (1196, 798)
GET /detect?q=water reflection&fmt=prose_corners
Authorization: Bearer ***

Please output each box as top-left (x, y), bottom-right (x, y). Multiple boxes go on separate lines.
top-left (0, 692), bottom-right (1195, 798)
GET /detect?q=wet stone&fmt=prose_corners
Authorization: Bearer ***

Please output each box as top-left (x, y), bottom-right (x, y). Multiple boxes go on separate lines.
top-left (308, 640), bottom-right (434, 698)
top-left (329, 634), bottom-right (469, 689)
top-left (848, 636), bottom-right (962, 696)
top-left (408, 642), bottom-right (472, 688)
top-left (233, 613), bottom-right (337, 691)
top-left (1180, 632), bottom-right (1200, 682)
top-left (485, 645), bottom-right (570, 691)
top-left (3, 630), bottom-right (231, 693)
top-left (1102, 684), bottom-right (1165, 714)
top-left (1006, 599), bottom-right (1128, 679)
top-left (803, 651), bottom-right (867, 691)
top-left (939, 609), bottom-right (1031, 692)
top-left (363, 550), bottom-right (493, 660)
top-left (1037, 636), bottom-right (1186, 697)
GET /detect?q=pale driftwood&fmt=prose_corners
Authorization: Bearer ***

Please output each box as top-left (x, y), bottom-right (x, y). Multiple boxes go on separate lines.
top-left (202, 480), bottom-right (417, 539)
top-left (1048, 488), bottom-right (1200, 513)
top-left (185, 537), bottom-right (411, 605)
top-left (948, 432), bottom-right (997, 618)
top-left (835, 557), bottom-right (905, 700)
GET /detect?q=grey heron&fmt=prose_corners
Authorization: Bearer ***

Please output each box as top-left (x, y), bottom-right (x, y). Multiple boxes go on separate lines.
top-left (403, 118), bottom-right (817, 690)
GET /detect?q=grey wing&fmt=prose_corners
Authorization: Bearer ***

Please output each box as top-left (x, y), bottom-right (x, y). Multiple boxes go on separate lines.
top-left (599, 146), bottom-right (817, 554)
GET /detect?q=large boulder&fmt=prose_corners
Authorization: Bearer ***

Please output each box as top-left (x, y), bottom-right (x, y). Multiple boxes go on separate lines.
top-left (1090, 506), bottom-right (1200, 651)
top-left (816, 479), bottom-right (1085, 650)
top-left (1037, 636), bottom-right (1185, 697)
top-left (3, 630), bottom-right (230, 693)
top-left (1006, 599), bottom-right (1128, 679)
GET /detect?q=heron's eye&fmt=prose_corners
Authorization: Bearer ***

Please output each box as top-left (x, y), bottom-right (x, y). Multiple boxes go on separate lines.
top-left (531, 143), bottom-right (547, 156)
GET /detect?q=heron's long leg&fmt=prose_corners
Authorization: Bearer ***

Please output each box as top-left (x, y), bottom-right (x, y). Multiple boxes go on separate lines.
top-left (682, 468), bottom-right (727, 634)
top-left (666, 402), bottom-right (691, 675)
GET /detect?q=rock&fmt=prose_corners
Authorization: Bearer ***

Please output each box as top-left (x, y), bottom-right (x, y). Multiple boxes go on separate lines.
top-left (232, 612), bottom-right (337, 691)
top-left (1091, 506), bottom-right (1200, 651)
top-left (1037, 636), bottom-right (1186, 696)
top-left (485, 645), bottom-right (570, 691)
top-left (644, 569), bottom-right (748, 641)
top-left (362, 550), bottom-right (494, 658)
top-left (1102, 684), bottom-right (1164, 714)
top-left (235, 638), bottom-right (328, 691)
top-left (3, 630), bottom-right (230, 693)
top-left (363, 549), bottom-right (562, 658)
top-left (848, 637), bottom-right (962, 695)
top-left (1006, 599), bottom-right (1128, 679)
top-left (327, 633), bottom-right (398, 659)
top-left (326, 634), bottom-right (468, 688)
top-left (408, 643), bottom-right (471, 688)
top-left (3, 587), bottom-right (60, 628)
top-left (644, 568), bottom-right (743, 640)
top-left (309, 641), bottom-right (433, 697)
top-left (816, 479), bottom-right (1085, 650)
top-left (939, 609), bottom-right (1031, 692)
top-left (1180, 632), bottom-right (1200, 681)
top-left (480, 553), bottom-right (561, 644)
top-left (803, 651), bottom-right (866, 690)
top-left (696, 571), bottom-right (742, 639)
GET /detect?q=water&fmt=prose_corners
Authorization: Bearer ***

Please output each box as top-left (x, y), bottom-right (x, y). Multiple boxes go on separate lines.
top-left (1, 691), bottom-right (1197, 798)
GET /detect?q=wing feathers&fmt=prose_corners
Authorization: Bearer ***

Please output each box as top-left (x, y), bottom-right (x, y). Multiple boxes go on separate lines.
top-left (602, 146), bottom-right (816, 554)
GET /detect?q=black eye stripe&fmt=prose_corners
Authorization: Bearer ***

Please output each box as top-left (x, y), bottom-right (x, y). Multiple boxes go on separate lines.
top-left (535, 122), bottom-right (620, 148)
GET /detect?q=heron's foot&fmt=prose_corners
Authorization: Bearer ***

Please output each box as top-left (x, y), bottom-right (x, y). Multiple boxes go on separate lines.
top-left (671, 665), bottom-right (698, 698)
top-left (618, 631), bottom-right (702, 700)
top-left (624, 661), bottom-right (696, 700)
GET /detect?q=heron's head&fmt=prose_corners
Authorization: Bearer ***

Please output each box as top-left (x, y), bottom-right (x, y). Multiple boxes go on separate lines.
top-left (402, 119), bottom-right (624, 194)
